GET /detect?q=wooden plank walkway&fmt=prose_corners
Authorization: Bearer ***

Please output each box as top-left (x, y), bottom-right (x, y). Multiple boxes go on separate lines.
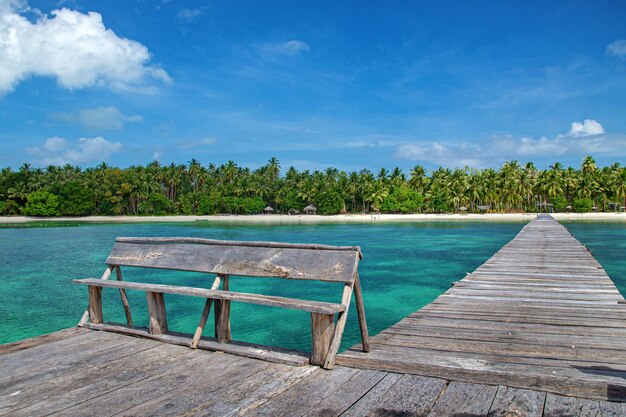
top-left (2, 328), bottom-right (625, 416)
top-left (338, 214), bottom-right (626, 401)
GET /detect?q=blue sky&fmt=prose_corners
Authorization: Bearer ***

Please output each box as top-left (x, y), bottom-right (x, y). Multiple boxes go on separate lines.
top-left (1, 0), bottom-right (625, 172)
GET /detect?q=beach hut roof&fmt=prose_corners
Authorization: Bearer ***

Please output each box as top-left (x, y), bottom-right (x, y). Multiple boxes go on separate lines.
top-left (459, 206), bottom-right (467, 211)
top-left (264, 205), bottom-right (274, 211)
top-left (304, 204), bottom-right (316, 210)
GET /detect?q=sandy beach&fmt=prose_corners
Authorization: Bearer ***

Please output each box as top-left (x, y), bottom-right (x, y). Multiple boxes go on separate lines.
top-left (1, 212), bottom-right (625, 224)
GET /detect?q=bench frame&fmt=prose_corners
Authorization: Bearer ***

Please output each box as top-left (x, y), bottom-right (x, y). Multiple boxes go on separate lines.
top-left (75, 237), bottom-right (369, 369)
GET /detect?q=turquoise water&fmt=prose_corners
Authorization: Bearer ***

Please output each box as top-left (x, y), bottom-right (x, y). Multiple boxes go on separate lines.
top-left (0, 220), bottom-right (623, 352)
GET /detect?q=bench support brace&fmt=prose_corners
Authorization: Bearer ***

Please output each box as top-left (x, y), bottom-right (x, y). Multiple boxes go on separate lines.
top-left (354, 273), bottom-right (370, 352)
top-left (191, 274), bottom-right (224, 348)
top-left (323, 283), bottom-right (354, 369)
top-left (114, 266), bottom-right (133, 326)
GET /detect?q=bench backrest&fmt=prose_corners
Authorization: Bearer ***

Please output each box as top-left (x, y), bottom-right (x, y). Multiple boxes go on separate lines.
top-left (106, 237), bottom-right (362, 284)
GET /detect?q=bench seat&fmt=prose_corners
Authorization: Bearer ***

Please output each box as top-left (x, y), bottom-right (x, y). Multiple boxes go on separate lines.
top-left (73, 278), bottom-right (345, 314)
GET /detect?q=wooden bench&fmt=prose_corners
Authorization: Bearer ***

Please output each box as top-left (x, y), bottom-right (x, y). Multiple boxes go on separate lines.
top-left (73, 237), bottom-right (369, 368)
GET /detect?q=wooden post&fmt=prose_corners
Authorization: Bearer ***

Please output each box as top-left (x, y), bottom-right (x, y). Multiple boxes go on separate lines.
top-left (214, 276), bottom-right (231, 343)
top-left (146, 292), bottom-right (168, 335)
top-left (323, 283), bottom-right (354, 369)
top-left (88, 286), bottom-right (103, 324)
top-left (114, 266), bottom-right (133, 326)
top-left (190, 274), bottom-right (223, 348)
top-left (78, 266), bottom-right (112, 326)
top-left (310, 313), bottom-right (335, 366)
top-left (353, 273), bottom-right (370, 352)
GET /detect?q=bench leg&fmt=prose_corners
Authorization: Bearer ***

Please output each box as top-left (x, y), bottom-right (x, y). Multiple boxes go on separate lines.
top-left (214, 276), bottom-right (231, 343)
top-left (323, 283), bottom-right (354, 369)
top-left (310, 313), bottom-right (335, 366)
top-left (354, 273), bottom-right (370, 352)
top-left (78, 266), bottom-right (112, 326)
top-left (146, 292), bottom-right (168, 335)
top-left (88, 286), bottom-right (103, 324)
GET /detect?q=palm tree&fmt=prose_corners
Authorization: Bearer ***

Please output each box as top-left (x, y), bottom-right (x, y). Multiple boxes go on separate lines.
top-left (266, 157), bottom-right (281, 182)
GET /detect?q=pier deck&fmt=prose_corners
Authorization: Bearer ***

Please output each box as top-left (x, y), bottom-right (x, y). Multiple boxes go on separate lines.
top-left (2, 328), bottom-right (625, 416)
top-left (2, 214), bottom-right (626, 415)
top-left (338, 214), bottom-right (626, 401)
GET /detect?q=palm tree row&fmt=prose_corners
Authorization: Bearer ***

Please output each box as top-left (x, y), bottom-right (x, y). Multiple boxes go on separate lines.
top-left (0, 156), bottom-right (624, 216)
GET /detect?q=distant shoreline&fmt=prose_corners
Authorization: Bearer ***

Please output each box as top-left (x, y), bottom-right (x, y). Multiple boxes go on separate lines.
top-left (1, 212), bottom-right (626, 225)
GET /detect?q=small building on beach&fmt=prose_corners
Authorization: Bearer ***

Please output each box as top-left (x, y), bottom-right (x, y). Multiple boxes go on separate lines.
top-left (263, 206), bottom-right (274, 214)
top-left (303, 204), bottom-right (317, 215)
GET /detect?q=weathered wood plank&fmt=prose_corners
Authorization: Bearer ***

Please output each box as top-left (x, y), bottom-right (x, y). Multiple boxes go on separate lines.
top-left (543, 393), bottom-right (602, 417)
top-left (83, 322), bottom-right (310, 366)
top-left (355, 374), bottom-right (448, 416)
top-left (426, 381), bottom-right (498, 416)
top-left (338, 215), bottom-right (626, 401)
top-left (106, 240), bottom-right (360, 283)
top-left (73, 278), bottom-right (345, 314)
top-left (0, 327), bottom-right (85, 356)
top-left (487, 386), bottom-right (545, 417)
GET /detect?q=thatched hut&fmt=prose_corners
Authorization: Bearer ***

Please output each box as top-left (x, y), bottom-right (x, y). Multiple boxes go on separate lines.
top-left (477, 205), bottom-right (490, 213)
top-left (263, 205), bottom-right (274, 214)
top-left (303, 204), bottom-right (317, 215)
top-left (287, 208), bottom-right (299, 215)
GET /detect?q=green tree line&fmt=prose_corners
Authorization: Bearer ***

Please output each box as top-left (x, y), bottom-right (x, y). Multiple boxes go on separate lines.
top-left (1, 156), bottom-right (625, 216)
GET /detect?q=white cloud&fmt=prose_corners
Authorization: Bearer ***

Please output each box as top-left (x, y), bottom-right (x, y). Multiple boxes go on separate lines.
top-left (262, 40), bottom-right (310, 56)
top-left (0, 2), bottom-right (171, 96)
top-left (607, 39), bottom-right (626, 59)
top-left (177, 8), bottom-right (204, 20)
top-left (179, 137), bottom-right (217, 149)
top-left (567, 119), bottom-right (604, 137)
top-left (26, 136), bottom-right (122, 165)
top-left (395, 119), bottom-right (626, 167)
top-left (51, 106), bottom-right (143, 130)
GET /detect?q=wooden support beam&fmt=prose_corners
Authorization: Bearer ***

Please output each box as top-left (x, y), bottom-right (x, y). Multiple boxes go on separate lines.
top-left (88, 286), bottom-right (103, 324)
top-left (114, 266), bottom-right (133, 326)
top-left (78, 266), bottom-right (112, 326)
top-left (323, 283), bottom-right (354, 369)
top-left (353, 273), bottom-right (370, 352)
top-left (190, 274), bottom-right (223, 349)
top-left (310, 312), bottom-right (335, 366)
top-left (215, 276), bottom-right (232, 343)
top-left (146, 292), bottom-right (168, 335)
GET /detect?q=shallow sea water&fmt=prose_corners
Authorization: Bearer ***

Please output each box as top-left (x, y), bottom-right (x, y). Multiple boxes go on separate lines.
top-left (0, 219), bottom-right (623, 352)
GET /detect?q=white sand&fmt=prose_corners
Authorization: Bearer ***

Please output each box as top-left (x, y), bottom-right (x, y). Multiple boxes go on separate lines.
top-left (1, 212), bottom-right (625, 224)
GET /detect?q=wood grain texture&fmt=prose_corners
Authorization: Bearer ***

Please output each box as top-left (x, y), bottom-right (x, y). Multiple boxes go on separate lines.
top-left (214, 275), bottom-right (232, 343)
top-left (310, 313), bottom-right (334, 366)
top-left (338, 214), bottom-right (626, 401)
top-left (3, 329), bottom-right (625, 415)
top-left (87, 286), bottom-right (103, 324)
top-left (146, 292), bottom-right (167, 335)
top-left (106, 240), bottom-right (360, 283)
top-left (73, 278), bottom-right (345, 314)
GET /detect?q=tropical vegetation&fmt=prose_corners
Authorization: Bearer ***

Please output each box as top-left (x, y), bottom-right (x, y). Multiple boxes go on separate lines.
top-left (0, 156), bottom-right (625, 216)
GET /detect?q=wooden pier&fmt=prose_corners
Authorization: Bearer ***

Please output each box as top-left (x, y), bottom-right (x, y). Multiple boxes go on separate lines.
top-left (339, 214), bottom-right (626, 402)
top-left (2, 214), bottom-right (626, 415)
